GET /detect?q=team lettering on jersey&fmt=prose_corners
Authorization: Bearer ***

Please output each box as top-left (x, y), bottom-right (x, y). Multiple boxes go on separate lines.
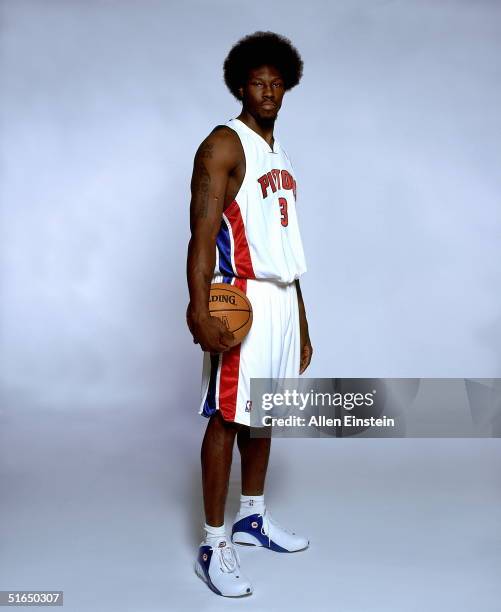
top-left (257, 169), bottom-right (297, 200)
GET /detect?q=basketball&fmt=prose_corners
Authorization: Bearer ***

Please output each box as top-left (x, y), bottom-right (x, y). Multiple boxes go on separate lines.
top-left (208, 283), bottom-right (253, 347)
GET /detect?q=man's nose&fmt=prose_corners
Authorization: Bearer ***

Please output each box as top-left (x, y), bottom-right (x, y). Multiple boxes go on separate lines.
top-left (262, 84), bottom-right (274, 98)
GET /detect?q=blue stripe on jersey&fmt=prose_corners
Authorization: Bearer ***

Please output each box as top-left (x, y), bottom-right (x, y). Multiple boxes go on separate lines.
top-left (216, 217), bottom-right (234, 277)
top-left (201, 353), bottom-right (219, 418)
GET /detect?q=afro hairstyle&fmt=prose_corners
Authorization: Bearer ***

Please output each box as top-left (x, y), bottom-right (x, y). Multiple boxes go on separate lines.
top-left (223, 31), bottom-right (303, 100)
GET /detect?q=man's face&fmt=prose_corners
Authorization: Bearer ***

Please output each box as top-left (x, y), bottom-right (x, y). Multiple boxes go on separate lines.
top-left (239, 65), bottom-right (285, 121)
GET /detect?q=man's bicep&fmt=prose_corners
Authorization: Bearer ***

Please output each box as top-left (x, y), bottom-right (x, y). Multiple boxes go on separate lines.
top-left (189, 134), bottom-right (235, 232)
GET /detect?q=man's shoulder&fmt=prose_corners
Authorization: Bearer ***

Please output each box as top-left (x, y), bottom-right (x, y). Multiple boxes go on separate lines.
top-left (194, 123), bottom-right (243, 164)
top-left (206, 124), bottom-right (240, 147)
top-left (210, 123), bottom-right (235, 136)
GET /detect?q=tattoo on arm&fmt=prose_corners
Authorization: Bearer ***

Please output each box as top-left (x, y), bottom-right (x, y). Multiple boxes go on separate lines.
top-left (192, 160), bottom-right (210, 218)
top-left (199, 143), bottom-right (214, 159)
top-left (190, 138), bottom-right (227, 221)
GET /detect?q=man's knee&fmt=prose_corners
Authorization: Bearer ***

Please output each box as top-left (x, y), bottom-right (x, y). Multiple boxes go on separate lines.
top-left (209, 410), bottom-right (242, 434)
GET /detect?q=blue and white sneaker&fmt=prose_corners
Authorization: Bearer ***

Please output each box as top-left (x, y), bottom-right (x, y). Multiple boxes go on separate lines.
top-left (194, 537), bottom-right (253, 597)
top-left (231, 509), bottom-right (309, 553)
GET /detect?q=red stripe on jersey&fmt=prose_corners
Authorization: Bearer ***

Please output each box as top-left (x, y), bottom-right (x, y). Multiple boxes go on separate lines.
top-left (224, 200), bottom-right (256, 279)
top-left (218, 277), bottom-right (247, 422)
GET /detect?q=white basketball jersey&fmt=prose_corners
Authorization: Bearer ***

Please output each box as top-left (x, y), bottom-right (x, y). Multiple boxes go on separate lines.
top-left (213, 118), bottom-right (307, 284)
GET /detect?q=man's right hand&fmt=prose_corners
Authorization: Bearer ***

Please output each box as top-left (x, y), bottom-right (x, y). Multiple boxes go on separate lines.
top-left (187, 308), bottom-right (235, 353)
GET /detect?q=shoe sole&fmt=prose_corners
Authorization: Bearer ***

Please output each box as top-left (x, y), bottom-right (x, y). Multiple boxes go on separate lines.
top-left (194, 561), bottom-right (253, 598)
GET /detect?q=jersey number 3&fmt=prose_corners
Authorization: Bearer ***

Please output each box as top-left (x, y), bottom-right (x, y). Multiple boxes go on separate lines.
top-left (278, 197), bottom-right (288, 227)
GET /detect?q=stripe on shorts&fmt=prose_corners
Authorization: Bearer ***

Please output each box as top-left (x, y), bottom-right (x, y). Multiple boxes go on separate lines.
top-left (201, 353), bottom-right (220, 418)
top-left (201, 273), bottom-right (235, 418)
top-left (218, 276), bottom-right (247, 422)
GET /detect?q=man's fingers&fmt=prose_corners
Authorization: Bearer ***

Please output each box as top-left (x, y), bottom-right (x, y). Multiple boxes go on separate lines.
top-left (299, 345), bottom-right (312, 374)
top-left (221, 329), bottom-right (235, 344)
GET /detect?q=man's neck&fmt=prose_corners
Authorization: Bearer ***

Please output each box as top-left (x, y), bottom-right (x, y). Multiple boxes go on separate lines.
top-left (236, 111), bottom-right (275, 147)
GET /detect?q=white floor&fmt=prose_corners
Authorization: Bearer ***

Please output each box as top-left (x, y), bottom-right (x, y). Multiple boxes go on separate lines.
top-left (1, 400), bottom-right (500, 612)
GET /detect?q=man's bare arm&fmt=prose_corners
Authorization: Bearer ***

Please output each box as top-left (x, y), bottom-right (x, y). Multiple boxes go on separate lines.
top-left (186, 129), bottom-right (239, 352)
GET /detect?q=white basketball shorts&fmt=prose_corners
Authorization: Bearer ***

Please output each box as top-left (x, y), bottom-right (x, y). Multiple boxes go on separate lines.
top-left (199, 274), bottom-right (301, 426)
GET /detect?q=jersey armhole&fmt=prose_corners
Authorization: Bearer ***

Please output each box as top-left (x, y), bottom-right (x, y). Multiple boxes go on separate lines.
top-left (218, 123), bottom-right (248, 200)
top-left (210, 124), bottom-right (233, 135)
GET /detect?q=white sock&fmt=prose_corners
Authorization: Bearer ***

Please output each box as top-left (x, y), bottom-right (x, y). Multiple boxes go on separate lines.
top-left (203, 522), bottom-right (227, 542)
top-left (239, 494), bottom-right (265, 517)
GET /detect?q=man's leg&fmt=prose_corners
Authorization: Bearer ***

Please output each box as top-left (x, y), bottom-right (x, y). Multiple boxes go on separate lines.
top-left (201, 409), bottom-right (240, 526)
top-left (196, 410), bottom-right (253, 597)
top-left (231, 428), bottom-right (309, 552)
top-left (236, 426), bottom-right (271, 495)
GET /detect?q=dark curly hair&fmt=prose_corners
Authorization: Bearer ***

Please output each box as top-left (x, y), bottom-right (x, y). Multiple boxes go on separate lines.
top-left (223, 31), bottom-right (303, 100)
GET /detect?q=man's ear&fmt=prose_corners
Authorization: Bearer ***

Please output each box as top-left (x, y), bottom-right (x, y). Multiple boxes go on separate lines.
top-left (237, 86), bottom-right (244, 100)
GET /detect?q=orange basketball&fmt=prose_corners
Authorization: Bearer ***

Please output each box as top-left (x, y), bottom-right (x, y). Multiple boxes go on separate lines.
top-left (208, 283), bottom-right (253, 347)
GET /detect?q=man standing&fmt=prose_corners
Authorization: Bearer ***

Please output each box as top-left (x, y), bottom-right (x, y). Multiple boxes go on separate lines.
top-left (186, 31), bottom-right (312, 597)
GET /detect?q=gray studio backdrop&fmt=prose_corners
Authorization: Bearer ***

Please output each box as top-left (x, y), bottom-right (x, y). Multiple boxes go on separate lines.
top-left (1, 1), bottom-right (500, 611)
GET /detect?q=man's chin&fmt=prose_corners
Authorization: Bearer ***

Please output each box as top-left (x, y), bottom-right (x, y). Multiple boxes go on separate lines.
top-left (257, 108), bottom-right (279, 122)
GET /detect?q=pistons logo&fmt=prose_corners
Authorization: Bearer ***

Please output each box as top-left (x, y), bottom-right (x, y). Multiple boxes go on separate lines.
top-left (251, 521), bottom-right (259, 529)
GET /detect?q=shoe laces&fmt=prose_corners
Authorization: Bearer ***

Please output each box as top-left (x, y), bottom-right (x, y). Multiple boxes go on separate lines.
top-left (216, 542), bottom-right (240, 574)
top-left (259, 509), bottom-right (295, 544)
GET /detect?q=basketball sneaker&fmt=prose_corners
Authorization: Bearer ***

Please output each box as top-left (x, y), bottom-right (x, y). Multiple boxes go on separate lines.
top-left (194, 537), bottom-right (253, 597)
top-left (231, 509), bottom-right (309, 552)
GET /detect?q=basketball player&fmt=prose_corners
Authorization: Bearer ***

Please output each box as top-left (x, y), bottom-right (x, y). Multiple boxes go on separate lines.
top-left (186, 32), bottom-right (312, 597)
